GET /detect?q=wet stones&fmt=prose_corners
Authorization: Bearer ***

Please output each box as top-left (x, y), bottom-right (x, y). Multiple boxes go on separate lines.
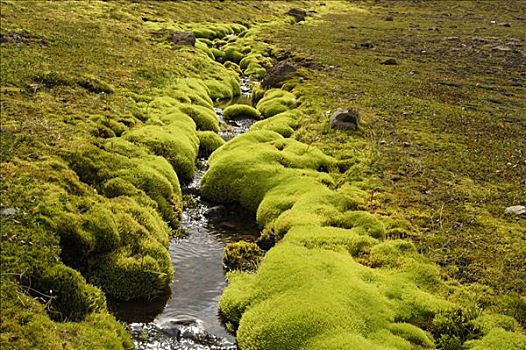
top-left (261, 62), bottom-right (297, 89)
top-left (329, 108), bottom-right (360, 131)
top-left (171, 31), bottom-right (196, 46)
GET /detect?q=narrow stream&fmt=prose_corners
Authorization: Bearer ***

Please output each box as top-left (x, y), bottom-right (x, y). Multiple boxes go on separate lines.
top-left (110, 78), bottom-right (258, 350)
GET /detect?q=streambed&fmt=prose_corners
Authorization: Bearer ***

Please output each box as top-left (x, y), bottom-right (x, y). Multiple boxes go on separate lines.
top-left (111, 79), bottom-right (258, 350)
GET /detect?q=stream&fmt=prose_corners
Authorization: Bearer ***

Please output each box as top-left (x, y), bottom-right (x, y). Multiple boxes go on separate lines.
top-left (109, 78), bottom-right (258, 350)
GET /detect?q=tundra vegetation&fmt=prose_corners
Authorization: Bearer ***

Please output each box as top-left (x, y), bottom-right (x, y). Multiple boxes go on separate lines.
top-left (1, 1), bottom-right (524, 350)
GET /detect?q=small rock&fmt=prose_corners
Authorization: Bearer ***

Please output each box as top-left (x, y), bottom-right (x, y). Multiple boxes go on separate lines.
top-left (402, 142), bottom-right (411, 147)
top-left (446, 36), bottom-right (460, 41)
top-left (492, 45), bottom-right (512, 52)
top-left (28, 153), bottom-right (39, 159)
top-left (357, 41), bottom-right (375, 49)
top-left (286, 8), bottom-right (307, 22)
top-left (204, 205), bottom-right (226, 221)
top-left (381, 58), bottom-right (398, 65)
top-left (329, 108), bottom-right (360, 131)
top-left (379, 140), bottom-right (387, 145)
top-left (498, 22), bottom-right (511, 27)
top-left (429, 26), bottom-right (440, 31)
top-left (505, 205), bottom-right (526, 216)
top-left (0, 207), bottom-right (17, 216)
top-left (261, 62), bottom-right (297, 89)
top-left (171, 31), bottom-right (196, 46)
top-left (384, 15), bottom-right (394, 21)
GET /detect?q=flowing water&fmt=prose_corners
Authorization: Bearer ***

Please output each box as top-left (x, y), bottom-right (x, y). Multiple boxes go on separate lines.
top-left (110, 78), bottom-right (258, 350)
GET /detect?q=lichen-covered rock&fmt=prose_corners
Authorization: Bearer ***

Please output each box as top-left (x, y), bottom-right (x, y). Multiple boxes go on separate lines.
top-left (261, 62), bottom-right (297, 89)
top-left (329, 108), bottom-right (360, 130)
top-left (172, 31), bottom-right (196, 46)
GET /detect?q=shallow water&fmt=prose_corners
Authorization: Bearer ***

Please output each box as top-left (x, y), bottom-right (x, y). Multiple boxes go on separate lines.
top-left (111, 79), bottom-right (259, 350)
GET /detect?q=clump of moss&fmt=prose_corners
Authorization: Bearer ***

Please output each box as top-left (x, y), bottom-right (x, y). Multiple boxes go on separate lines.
top-left (33, 264), bottom-right (106, 322)
top-left (251, 110), bottom-right (300, 137)
top-left (256, 89), bottom-right (298, 117)
top-left (197, 130), bottom-right (225, 157)
top-left (224, 241), bottom-right (264, 272)
top-left (77, 75), bottom-right (115, 94)
top-left (223, 104), bottom-right (261, 120)
top-left (123, 123), bottom-right (199, 182)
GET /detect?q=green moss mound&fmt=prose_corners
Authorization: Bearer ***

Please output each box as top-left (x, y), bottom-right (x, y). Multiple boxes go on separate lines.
top-left (123, 123), bottom-right (199, 182)
top-left (256, 89), bottom-right (299, 117)
top-left (251, 110), bottom-right (300, 137)
top-left (224, 241), bottom-right (264, 272)
top-left (223, 104), bottom-right (261, 120)
top-left (197, 130), bottom-right (225, 157)
top-left (220, 242), bottom-right (443, 350)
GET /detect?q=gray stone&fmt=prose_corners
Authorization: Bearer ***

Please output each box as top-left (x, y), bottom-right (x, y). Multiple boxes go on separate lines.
top-left (329, 109), bottom-right (360, 131)
top-left (171, 31), bottom-right (196, 46)
top-left (0, 207), bottom-right (16, 216)
top-left (505, 205), bottom-right (526, 216)
top-left (261, 62), bottom-right (297, 89)
top-left (498, 22), bottom-right (511, 27)
top-left (381, 58), bottom-right (399, 65)
top-left (286, 8), bottom-right (307, 22)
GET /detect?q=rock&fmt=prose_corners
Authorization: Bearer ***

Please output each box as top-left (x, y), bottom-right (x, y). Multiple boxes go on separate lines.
top-left (498, 22), bottom-right (511, 27)
top-left (381, 58), bottom-right (398, 65)
top-left (171, 31), bottom-right (196, 46)
top-left (492, 45), bottom-right (512, 52)
top-left (357, 41), bottom-right (374, 49)
top-left (446, 36), bottom-right (460, 41)
top-left (0, 207), bottom-right (16, 216)
top-left (505, 205), bottom-right (526, 216)
top-left (286, 8), bottom-right (307, 22)
top-left (204, 205), bottom-right (226, 221)
top-left (28, 153), bottom-right (39, 159)
top-left (261, 62), bottom-right (297, 88)
top-left (384, 15), bottom-right (394, 21)
top-left (329, 109), bottom-right (360, 131)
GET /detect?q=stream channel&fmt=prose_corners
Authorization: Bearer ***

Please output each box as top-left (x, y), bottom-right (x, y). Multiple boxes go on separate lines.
top-left (109, 77), bottom-right (258, 350)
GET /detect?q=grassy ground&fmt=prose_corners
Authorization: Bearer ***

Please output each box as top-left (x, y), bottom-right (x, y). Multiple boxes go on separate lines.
top-left (260, 0), bottom-right (525, 312)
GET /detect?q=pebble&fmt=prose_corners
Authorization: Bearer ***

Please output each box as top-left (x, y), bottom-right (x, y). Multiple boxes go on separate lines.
top-left (505, 205), bottom-right (526, 216)
top-left (0, 207), bottom-right (16, 216)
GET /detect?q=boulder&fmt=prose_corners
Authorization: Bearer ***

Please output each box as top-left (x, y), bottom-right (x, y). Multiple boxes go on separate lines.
top-left (261, 62), bottom-right (297, 89)
top-left (172, 31), bottom-right (196, 46)
top-left (329, 108), bottom-right (360, 131)
top-left (286, 8), bottom-right (307, 22)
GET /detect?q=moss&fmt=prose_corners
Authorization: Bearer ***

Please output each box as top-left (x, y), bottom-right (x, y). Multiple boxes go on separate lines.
top-left (465, 328), bottom-right (526, 350)
top-left (221, 242), bottom-right (446, 350)
top-left (34, 264), bottom-right (106, 322)
top-left (223, 104), bottom-right (261, 120)
top-left (472, 313), bottom-right (521, 334)
top-left (90, 246), bottom-right (172, 301)
top-left (77, 75), bottom-right (115, 94)
top-left (211, 47), bottom-right (225, 62)
top-left (389, 323), bottom-right (435, 348)
top-left (195, 39), bottom-right (215, 60)
top-left (251, 110), bottom-right (300, 137)
top-left (223, 46), bottom-right (245, 63)
top-left (224, 241), bottom-right (264, 272)
top-left (179, 104), bottom-right (219, 132)
top-left (256, 89), bottom-right (299, 117)
top-left (123, 123), bottom-right (199, 182)
top-left (197, 130), bottom-right (225, 157)
top-left (223, 60), bottom-right (241, 74)
top-left (327, 210), bottom-right (386, 239)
